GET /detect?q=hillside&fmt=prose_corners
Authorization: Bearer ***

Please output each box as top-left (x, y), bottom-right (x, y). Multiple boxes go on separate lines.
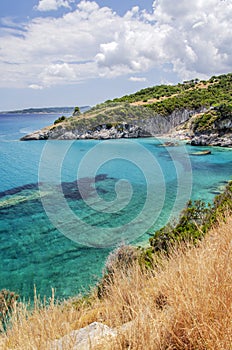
top-left (21, 73), bottom-right (232, 146)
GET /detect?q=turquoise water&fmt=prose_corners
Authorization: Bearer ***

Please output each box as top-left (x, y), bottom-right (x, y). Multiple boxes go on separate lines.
top-left (0, 113), bottom-right (231, 300)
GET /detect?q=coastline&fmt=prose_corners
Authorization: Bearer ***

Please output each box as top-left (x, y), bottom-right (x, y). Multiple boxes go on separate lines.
top-left (20, 125), bottom-right (232, 147)
top-left (156, 130), bottom-right (232, 148)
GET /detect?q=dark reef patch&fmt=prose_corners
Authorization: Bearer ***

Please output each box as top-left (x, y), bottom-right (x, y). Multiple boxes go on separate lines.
top-left (0, 183), bottom-right (40, 198)
top-left (0, 174), bottom-right (114, 204)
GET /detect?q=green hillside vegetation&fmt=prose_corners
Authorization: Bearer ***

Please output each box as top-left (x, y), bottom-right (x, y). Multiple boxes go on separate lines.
top-left (48, 73), bottom-right (232, 134)
top-left (109, 78), bottom-right (202, 103)
top-left (109, 74), bottom-right (232, 115)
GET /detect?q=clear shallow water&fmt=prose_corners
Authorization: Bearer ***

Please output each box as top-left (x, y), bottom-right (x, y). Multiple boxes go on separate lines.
top-left (0, 114), bottom-right (231, 300)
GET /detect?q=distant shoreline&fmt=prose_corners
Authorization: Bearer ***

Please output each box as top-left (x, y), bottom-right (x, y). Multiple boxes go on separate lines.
top-left (0, 106), bottom-right (90, 115)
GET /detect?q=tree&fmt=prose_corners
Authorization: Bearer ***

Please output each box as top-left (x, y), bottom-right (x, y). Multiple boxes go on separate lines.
top-left (73, 106), bottom-right (81, 116)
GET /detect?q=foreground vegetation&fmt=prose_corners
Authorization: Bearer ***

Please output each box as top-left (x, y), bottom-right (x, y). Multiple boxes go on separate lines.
top-left (1, 218), bottom-right (231, 349)
top-left (1, 182), bottom-right (231, 349)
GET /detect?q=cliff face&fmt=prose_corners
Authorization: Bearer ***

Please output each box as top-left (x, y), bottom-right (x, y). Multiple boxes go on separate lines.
top-left (139, 108), bottom-right (205, 135)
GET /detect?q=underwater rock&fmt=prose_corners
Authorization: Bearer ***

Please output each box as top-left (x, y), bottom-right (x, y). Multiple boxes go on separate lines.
top-left (190, 150), bottom-right (211, 156)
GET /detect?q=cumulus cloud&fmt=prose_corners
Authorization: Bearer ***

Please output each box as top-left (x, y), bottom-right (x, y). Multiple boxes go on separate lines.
top-left (36, 0), bottom-right (74, 12)
top-left (0, 0), bottom-right (231, 89)
top-left (95, 0), bottom-right (232, 80)
top-left (39, 63), bottom-right (77, 86)
top-left (150, 0), bottom-right (232, 78)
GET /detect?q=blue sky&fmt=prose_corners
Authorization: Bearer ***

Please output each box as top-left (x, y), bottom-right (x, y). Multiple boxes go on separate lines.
top-left (0, 0), bottom-right (231, 111)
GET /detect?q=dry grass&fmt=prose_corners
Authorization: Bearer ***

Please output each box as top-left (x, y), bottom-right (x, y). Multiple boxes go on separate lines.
top-left (1, 216), bottom-right (232, 349)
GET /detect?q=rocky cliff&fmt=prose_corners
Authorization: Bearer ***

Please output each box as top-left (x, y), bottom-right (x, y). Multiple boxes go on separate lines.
top-left (20, 105), bottom-right (205, 141)
top-left (171, 107), bottom-right (232, 147)
top-left (189, 116), bottom-right (232, 147)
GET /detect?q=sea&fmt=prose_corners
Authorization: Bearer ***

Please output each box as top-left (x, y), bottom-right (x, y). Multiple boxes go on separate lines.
top-left (0, 113), bottom-right (231, 300)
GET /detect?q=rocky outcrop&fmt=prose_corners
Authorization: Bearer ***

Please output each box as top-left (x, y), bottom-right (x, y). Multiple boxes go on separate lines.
top-left (190, 133), bottom-right (232, 147)
top-left (49, 320), bottom-right (136, 350)
top-left (163, 113), bottom-right (232, 147)
top-left (21, 123), bottom-right (152, 140)
top-left (50, 322), bottom-right (117, 350)
top-left (189, 115), bottom-right (232, 147)
top-left (20, 108), bottom-right (201, 141)
top-left (21, 129), bottom-right (50, 140)
top-left (214, 116), bottom-right (232, 130)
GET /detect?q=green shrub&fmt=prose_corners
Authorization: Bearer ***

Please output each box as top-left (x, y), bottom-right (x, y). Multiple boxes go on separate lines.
top-left (148, 181), bottom-right (232, 255)
top-left (192, 111), bottom-right (219, 132)
top-left (54, 116), bottom-right (66, 124)
top-left (105, 123), bottom-right (113, 129)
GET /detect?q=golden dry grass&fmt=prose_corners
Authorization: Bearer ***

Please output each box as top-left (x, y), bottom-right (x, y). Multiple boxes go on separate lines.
top-left (1, 216), bottom-right (232, 349)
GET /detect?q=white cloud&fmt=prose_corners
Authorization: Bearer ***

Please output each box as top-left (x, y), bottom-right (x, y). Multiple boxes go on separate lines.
top-left (0, 0), bottom-right (231, 90)
top-left (77, 0), bottom-right (99, 13)
top-left (36, 0), bottom-right (74, 12)
top-left (129, 76), bottom-right (147, 82)
top-left (150, 0), bottom-right (232, 78)
top-left (29, 84), bottom-right (43, 90)
top-left (39, 62), bottom-right (76, 86)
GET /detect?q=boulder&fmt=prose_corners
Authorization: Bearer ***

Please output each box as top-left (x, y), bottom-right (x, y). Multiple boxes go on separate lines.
top-left (50, 322), bottom-right (117, 350)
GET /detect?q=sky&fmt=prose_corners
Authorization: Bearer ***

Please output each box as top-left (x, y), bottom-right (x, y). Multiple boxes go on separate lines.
top-left (0, 0), bottom-right (231, 111)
